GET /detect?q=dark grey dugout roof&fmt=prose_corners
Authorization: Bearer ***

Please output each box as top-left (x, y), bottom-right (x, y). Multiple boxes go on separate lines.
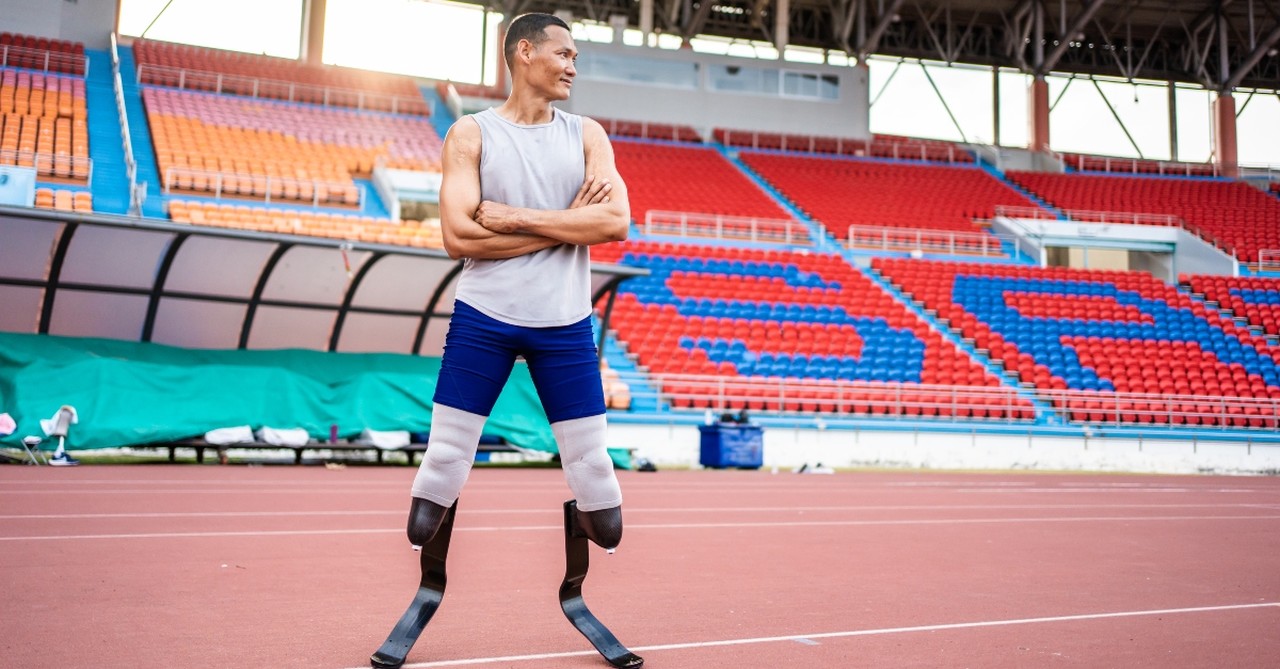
top-left (0, 206), bottom-right (646, 355)
top-left (491, 0), bottom-right (1280, 90)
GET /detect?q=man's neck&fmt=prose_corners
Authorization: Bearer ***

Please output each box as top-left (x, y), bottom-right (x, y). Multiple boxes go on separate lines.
top-left (494, 86), bottom-right (557, 125)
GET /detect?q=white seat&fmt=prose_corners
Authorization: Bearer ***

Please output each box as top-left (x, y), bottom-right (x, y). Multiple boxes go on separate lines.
top-left (20, 436), bottom-right (46, 465)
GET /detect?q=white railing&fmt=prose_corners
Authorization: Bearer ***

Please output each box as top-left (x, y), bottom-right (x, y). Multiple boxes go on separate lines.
top-left (1056, 153), bottom-right (1221, 177)
top-left (846, 224), bottom-right (1005, 256)
top-left (110, 34), bottom-right (141, 215)
top-left (162, 166), bottom-right (363, 208)
top-left (996, 204), bottom-right (1186, 228)
top-left (992, 205), bottom-right (1058, 220)
top-left (638, 373), bottom-right (1034, 419)
top-left (0, 148), bottom-right (91, 182)
top-left (713, 129), bottom-right (973, 162)
top-left (1240, 164), bottom-right (1280, 179)
top-left (597, 118), bottom-right (698, 142)
top-left (643, 210), bottom-right (811, 245)
top-left (625, 372), bottom-right (1280, 429)
top-left (1061, 209), bottom-right (1182, 227)
top-left (869, 139), bottom-right (965, 162)
top-left (716, 128), bottom-right (867, 154)
top-left (0, 44), bottom-right (87, 75)
top-left (135, 64), bottom-right (427, 115)
top-left (1037, 389), bottom-right (1280, 429)
top-left (1257, 250), bottom-right (1280, 272)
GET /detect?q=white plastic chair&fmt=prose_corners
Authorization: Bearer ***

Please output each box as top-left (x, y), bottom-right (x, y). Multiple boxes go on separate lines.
top-left (20, 436), bottom-right (46, 465)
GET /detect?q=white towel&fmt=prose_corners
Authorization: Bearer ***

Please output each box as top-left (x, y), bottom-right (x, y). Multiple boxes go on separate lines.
top-left (204, 425), bottom-right (254, 445)
top-left (256, 426), bottom-right (310, 446)
top-left (40, 405), bottom-right (78, 436)
top-left (357, 429), bottom-right (411, 450)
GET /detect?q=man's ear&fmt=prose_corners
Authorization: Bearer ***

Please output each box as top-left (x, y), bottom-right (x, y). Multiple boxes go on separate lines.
top-left (517, 38), bottom-right (535, 65)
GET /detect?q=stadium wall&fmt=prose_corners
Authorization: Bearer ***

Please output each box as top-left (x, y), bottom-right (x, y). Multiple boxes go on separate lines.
top-left (562, 42), bottom-right (870, 140)
top-left (610, 423), bottom-right (1280, 475)
top-left (0, 0), bottom-right (118, 49)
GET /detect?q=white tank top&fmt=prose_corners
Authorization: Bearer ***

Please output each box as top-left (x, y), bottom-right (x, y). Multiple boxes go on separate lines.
top-left (454, 107), bottom-right (592, 327)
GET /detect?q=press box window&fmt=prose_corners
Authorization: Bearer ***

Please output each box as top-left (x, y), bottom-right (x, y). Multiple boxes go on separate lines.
top-left (782, 71), bottom-right (839, 101)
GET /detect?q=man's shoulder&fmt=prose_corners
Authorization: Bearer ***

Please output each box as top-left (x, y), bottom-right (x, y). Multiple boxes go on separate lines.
top-left (447, 115), bottom-right (482, 138)
top-left (575, 115), bottom-right (609, 142)
top-left (444, 116), bottom-right (482, 151)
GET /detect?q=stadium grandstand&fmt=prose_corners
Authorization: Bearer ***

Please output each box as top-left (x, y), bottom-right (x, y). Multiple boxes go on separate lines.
top-left (1, 0), bottom-right (1279, 475)
top-left (6, 3), bottom-right (1280, 669)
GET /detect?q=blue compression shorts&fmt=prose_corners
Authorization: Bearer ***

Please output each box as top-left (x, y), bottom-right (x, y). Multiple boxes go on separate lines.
top-left (432, 301), bottom-right (607, 423)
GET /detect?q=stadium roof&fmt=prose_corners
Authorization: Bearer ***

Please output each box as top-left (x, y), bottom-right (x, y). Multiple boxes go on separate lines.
top-left (479, 0), bottom-right (1280, 90)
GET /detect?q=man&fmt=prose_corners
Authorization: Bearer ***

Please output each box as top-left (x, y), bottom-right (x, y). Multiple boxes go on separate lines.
top-left (406, 13), bottom-right (631, 553)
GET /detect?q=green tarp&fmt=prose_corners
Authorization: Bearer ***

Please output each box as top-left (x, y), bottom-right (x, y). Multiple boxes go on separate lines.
top-left (0, 331), bottom-right (558, 454)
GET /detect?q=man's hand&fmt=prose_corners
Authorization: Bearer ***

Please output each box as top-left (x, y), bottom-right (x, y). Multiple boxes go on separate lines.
top-left (570, 175), bottom-right (612, 208)
top-left (477, 175), bottom-right (613, 234)
top-left (474, 201), bottom-right (525, 234)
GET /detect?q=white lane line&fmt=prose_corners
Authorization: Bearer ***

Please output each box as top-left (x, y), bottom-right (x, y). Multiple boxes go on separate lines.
top-left (0, 489), bottom-right (419, 495)
top-left (342, 602), bottom-right (1280, 668)
top-left (5, 486), bottom-right (1278, 496)
top-left (0, 502), bottom-right (1269, 520)
top-left (3, 514), bottom-right (1278, 541)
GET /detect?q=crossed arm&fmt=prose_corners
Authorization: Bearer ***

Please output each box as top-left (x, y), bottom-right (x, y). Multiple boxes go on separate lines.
top-left (438, 116), bottom-right (631, 261)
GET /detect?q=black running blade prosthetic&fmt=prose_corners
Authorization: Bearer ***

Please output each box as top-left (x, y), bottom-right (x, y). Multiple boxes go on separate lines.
top-left (559, 500), bottom-right (644, 669)
top-left (370, 500), bottom-right (457, 669)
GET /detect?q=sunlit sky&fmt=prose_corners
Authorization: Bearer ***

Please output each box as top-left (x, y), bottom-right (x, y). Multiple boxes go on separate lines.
top-left (117, 0), bottom-right (1279, 165)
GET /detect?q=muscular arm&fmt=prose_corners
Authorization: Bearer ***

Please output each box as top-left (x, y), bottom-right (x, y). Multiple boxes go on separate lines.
top-left (474, 118), bottom-right (630, 247)
top-left (439, 117), bottom-right (561, 261)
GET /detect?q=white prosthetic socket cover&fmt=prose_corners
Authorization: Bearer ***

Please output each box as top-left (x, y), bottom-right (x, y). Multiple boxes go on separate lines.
top-left (410, 403), bottom-right (488, 506)
top-left (553, 414), bottom-right (622, 512)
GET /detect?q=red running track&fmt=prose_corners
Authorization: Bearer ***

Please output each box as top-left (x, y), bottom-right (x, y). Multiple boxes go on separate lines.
top-left (2, 466), bottom-right (1279, 668)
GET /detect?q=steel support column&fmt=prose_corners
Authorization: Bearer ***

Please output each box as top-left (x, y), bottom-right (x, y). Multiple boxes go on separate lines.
top-left (1213, 93), bottom-right (1238, 177)
top-left (1029, 76), bottom-right (1050, 152)
top-left (302, 0), bottom-right (326, 65)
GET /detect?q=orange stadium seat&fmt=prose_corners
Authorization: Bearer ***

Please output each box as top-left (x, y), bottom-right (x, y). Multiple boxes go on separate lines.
top-left (145, 88), bottom-right (442, 206)
top-left (168, 199), bottom-right (443, 249)
top-left (0, 68), bottom-right (88, 183)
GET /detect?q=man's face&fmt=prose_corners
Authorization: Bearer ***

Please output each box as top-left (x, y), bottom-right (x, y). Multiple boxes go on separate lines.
top-left (526, 25), bottom-right (577, 100)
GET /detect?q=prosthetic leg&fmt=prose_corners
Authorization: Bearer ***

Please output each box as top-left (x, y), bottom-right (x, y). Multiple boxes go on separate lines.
top-left (560, 500), bottom-right (644, 668)
top-left (370, 500), bottom-right (458, 669)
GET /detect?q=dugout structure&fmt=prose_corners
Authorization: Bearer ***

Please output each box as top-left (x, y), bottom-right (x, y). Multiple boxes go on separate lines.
top-left (0, 205), bottom-right (645, 453)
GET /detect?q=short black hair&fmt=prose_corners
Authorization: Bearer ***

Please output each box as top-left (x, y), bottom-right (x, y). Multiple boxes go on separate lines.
top-left (503, 13), bottom-right (571, 68)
